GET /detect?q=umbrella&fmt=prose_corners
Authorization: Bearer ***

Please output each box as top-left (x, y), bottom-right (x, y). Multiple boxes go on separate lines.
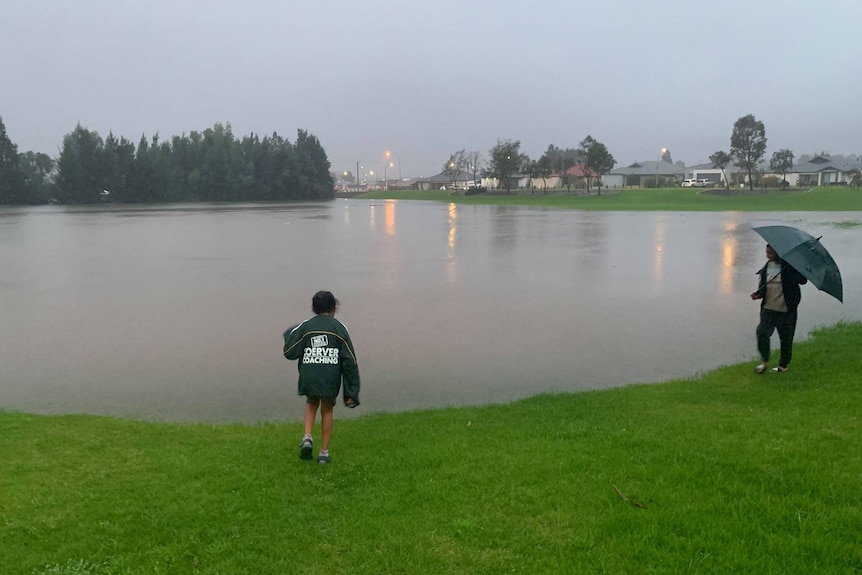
top-left (751, 220), bottom-right (843, 302)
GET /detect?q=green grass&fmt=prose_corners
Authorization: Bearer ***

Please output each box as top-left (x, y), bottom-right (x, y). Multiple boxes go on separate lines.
top-left (3, 322), bottom-right (862, 574)
top-left (358, 186), bottom-right (862, 211)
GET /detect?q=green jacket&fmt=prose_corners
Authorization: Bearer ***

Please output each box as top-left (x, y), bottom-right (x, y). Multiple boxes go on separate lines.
top-left (283, 315), bottom-right (360, 406)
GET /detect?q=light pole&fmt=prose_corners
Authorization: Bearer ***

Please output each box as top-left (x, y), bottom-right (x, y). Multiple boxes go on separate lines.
top-left (384, 162), bottom-right (394, 190)
top-left (386, 150), bottom-right (402, 184)
top-left (657, 148), bottom-right (667, 189)
top-left (356, 161), bottom-right (361, 191)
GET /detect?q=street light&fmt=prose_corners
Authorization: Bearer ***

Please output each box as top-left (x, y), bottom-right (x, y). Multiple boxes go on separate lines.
top-left (656, 148), bottom-right (667, 189)
top-left (385, 150), bottom-right (402, 183)
top-left (384, 162), bottom-right (394, 190)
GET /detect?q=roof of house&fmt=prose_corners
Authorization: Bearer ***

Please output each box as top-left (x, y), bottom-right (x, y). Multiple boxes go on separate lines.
top-left (609, 160), bottom-right (685, 176)
top-left (416, 170), bottom-right (475, 184)
top-left (792, 155), bottom-right (862, 174)
top-left (688, 161), bottom-right (742, 173)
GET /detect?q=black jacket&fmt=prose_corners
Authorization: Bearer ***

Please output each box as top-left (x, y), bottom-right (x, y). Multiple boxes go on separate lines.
top-left (755, 260), bottom-right (807, 313)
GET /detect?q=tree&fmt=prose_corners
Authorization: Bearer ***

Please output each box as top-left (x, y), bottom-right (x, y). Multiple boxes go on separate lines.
top-left (295, 128), bottom-right (334, 200)
top-left (466, 151), bottom-right (483, 186)
top-left (488, 139), bottom-right (523, 194)
top-left (522, 158), bottom-right (539, 194)
top-left (584, 140), bottom-right (616, 196)
top-left (0, 116), bottom-right (24, 204)
top-left (769, 149), bottom-right (794, 189)
top-left (577, 136), bottom-right (615, 194)
top-left (55, 124), bottom-right (106, 203)
top-left (442, 149), bottom-right (467, 190)
top-left (709, 151), bottom-right (732, 190)
top-left (730, 114), bottom-right (767, 191)
top-left (535, 155), bottom-right (553, 193)
top-left (18, 151), bottom-right (55, 204)
top-left (847, 169), bottom-right (861, 190)
top-left (576, 136), bottom-right (596, 193)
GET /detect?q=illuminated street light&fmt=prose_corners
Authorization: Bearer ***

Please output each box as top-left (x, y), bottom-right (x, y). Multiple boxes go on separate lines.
top-left (384, 162), bottom-right (394, 190)
top-left (385, 150), bottom-right (402, 183)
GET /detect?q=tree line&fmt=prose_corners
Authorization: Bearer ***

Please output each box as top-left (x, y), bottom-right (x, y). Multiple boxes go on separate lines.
top-left (443, 135), bottom-right (617, 196)
top-left (0, 116), bottom-right (335, 205)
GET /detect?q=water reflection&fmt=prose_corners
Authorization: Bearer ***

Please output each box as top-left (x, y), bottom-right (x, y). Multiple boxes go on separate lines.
top-left (1, 203), bottom-right (860, 422)
top-left (384, 200), bottom-right (396, 236)
top-left (653, 220), bottom-right (666, 293)
top-left (447, 203), bottom-right (458, 284)
top-left (720, 222), bottom-right (740, 294)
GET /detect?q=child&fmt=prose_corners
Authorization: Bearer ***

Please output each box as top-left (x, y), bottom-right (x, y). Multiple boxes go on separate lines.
top-left (283, 291), bottom-right (360, 464)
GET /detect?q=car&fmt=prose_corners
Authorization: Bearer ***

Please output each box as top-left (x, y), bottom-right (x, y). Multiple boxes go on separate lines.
top-left (682, 179), bottom-right (714, 188)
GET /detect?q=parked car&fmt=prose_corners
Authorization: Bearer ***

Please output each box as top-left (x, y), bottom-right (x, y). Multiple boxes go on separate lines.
top-left (683, 179), bottom-right (714, 188)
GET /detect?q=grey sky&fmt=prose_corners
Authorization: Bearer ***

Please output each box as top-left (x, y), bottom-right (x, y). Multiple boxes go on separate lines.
top-left (2, 0), bottom-right (860, 179)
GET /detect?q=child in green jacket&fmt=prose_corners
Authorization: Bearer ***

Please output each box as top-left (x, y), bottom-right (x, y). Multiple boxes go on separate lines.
top-left (283, 291), bottom-right (360, 464)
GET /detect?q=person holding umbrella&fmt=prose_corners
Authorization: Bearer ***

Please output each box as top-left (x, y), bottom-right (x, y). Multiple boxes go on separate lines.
top-left (750, 244), bottom-right (808, 373)
top-left (750, 220), bottom-right (844, 374)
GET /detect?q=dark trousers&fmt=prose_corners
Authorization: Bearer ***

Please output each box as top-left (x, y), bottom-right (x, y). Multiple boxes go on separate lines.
top-left (756, 308), bottom-right (798, 368)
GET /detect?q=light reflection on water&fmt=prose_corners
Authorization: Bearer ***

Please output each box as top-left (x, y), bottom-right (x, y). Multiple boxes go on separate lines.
top-left (1, 202), bottom-right (860, 422)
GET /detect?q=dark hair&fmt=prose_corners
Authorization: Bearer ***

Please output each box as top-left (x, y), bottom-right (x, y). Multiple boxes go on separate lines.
top-left (312, 291), bottom-right (338, 314)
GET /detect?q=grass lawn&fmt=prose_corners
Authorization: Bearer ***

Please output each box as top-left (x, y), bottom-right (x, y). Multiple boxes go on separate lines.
top-left (357, 186), bottom-right (862, 212)
top-left (2, 322), bottom-right (862, 574)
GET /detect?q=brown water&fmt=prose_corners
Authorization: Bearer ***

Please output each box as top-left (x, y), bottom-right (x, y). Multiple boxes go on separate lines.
top-left (1, 202), bottom-right (859, 422)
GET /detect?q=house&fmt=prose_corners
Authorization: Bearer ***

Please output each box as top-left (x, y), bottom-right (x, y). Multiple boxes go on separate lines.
top-left (414, 170), bottom-right (478, 191)
top-left (604, 160), bottom-right (686, 188)
top-left (534, 165), bottom-right (589, 189)
top-left (691, 154), bottom-right (862, 188)
top-left (790, 155), bottom-right (862, 186)
top-left (686, 162), bottom-right (743, 187)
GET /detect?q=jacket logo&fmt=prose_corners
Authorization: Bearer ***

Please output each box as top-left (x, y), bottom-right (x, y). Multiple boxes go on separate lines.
top-left (310, 335), bottom-right (328, 348)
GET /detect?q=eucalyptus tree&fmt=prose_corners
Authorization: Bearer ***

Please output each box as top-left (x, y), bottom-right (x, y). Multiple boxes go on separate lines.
top-left (769, 149), bottom-right (794, 189)
top-left (730, 114), bottom-right (767, 191)
top-left (584, 140), bottom-right (616, 196)
top-left (488, 139), bottom-right (523, 194)
top-left (576, 136), bottom-right (596, 193)
top-left (535, 155), bottom-right (554, 193)
top-left (466, 151), bottom-right (483, 185)
top-left (442, 149), bottom-right (468, 190)
top-left (709, 150), bottom-right (732, 190)
top-left (576, 135), bottom-right (615, 194)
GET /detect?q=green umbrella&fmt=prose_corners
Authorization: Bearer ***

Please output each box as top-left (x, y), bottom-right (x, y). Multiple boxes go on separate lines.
top-left (751, 220), bottom-right (843, 302)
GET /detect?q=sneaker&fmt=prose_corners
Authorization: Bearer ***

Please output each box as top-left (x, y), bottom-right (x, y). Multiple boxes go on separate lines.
top-left (771, 366), bottom-right (788, 373)
top-left (299, 435), bottom-right (313, 460)
top-left (755, 363), bottom-right (768, 374)
top-left (318, 450), bottom-right (330, 464)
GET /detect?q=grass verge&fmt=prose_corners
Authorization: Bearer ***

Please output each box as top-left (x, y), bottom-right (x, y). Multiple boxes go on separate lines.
top-left (358, 187), bottom-right (862, 211)
top-left (2, 322), bottom-right (862, 574)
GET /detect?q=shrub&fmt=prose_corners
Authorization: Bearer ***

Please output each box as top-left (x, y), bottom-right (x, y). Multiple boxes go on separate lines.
top-left (761, 175), bottom-right (781, 188)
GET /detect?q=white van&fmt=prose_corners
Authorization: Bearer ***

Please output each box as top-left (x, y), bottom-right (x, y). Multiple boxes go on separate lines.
top-left (681, 179), bottom-right (698, 187)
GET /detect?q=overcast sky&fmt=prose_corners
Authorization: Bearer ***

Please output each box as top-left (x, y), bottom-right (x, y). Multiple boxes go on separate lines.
top-left (2, 0), bottom-right (860, 179)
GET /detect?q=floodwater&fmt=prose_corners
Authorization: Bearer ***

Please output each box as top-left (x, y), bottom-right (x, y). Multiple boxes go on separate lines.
top-left (1, 201), bottom-right (860, 422)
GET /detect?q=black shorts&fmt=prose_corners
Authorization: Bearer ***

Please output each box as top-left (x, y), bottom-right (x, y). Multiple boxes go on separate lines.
top-left (305, 395), bottom-right (336, 407)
